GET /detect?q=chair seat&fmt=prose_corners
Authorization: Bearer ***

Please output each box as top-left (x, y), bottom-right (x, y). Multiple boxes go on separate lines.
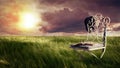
top-left (70, 42), bottom-right (105, 51)
top-left (88, 43), bottom-right (105, 51)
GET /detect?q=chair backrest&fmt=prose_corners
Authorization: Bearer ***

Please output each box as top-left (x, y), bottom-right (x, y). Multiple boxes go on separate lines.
top-left (102, 17), bottom-right (111, 47)
top-left (85, 15), bottom-right (110, 44)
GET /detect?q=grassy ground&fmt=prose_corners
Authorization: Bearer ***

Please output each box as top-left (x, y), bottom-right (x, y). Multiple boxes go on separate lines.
top-left (0, 36), bottom-right (120, 68)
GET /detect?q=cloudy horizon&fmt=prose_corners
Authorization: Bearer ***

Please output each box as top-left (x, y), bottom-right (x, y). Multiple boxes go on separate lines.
top-left (0, 0), bottom-right (120, 35)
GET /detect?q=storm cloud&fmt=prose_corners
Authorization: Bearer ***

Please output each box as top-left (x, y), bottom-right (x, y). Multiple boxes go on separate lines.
top-left (39, 0), bottom-right (120, 33)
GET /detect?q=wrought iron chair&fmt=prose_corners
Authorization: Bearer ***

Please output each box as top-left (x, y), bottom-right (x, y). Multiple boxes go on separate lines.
top-left (70, 16), bottom-right (110, 59)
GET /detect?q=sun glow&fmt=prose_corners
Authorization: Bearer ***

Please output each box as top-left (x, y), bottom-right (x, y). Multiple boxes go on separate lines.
top-left (18, 12), bottom-right (41, 31)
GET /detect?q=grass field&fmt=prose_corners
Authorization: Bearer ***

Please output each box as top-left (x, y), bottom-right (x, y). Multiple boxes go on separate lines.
top-left (0, 36), bottom-right (120, 68)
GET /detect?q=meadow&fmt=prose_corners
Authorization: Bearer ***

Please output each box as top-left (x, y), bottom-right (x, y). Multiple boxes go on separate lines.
top-left (0, 36), bottom-right (120, 68)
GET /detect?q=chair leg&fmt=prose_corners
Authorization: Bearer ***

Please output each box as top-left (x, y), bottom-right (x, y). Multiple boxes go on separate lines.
top-left (73, 49), bottom-right (105, 59)
top-left (88, 51), bottom-right (100, 59)
top-left (100, 48), bottom-right (106, 58)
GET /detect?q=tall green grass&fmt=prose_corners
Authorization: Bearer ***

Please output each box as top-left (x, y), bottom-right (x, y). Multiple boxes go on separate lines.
top-left (0, 36), bottom-right (120, 68)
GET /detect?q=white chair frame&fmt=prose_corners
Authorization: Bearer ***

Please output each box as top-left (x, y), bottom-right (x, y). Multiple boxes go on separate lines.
top-left (70, 17), bottom-right (110, 59)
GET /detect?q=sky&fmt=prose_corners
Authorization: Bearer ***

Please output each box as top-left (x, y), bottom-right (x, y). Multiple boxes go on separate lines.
top-left (0, 0), bottom-right (120, 35)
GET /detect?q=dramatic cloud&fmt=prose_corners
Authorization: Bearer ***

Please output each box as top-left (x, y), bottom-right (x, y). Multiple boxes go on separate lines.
top-left (39, 0), bottom-right (120, 33)
top-left (40, 8), bottom-right (87, 33)
top-left (0, 0), bottom-right (120, 34)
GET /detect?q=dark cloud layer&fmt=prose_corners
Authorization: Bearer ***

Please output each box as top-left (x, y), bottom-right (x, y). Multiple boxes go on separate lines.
top-left (39, 0), bottom-right (120, 33)
top-left (40, 8), bottom-right (87, 33)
